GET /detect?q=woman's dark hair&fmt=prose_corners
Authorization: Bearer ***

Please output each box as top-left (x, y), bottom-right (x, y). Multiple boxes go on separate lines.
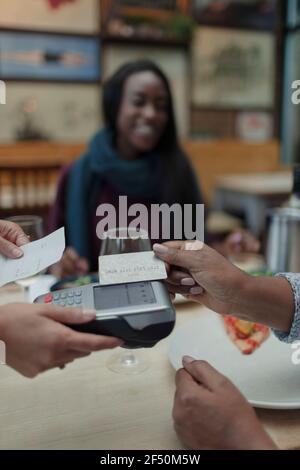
top-left (102, 60), bottom-right (201, 207)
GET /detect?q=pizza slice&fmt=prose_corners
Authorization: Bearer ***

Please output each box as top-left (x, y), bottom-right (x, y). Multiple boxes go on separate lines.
top-left (222, 315), bottom-right (270, 355)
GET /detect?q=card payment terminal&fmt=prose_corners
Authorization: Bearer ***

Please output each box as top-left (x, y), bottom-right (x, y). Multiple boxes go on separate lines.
top-left (35, 281), bottom-right (175, 349)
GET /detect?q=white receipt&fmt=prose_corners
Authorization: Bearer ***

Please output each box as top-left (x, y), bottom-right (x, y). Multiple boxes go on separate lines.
top-left (0, 227), bottom-right (65, 287)
top-left (99, 251), bottom-right (167, 286)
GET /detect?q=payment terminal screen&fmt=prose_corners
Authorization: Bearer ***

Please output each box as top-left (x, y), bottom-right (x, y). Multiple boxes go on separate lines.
top-left (93, 282), bottom-right (156, 310)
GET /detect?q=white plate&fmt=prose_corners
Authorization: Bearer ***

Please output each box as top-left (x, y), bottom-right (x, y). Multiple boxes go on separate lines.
top-left (168, 310), bottom-right (300, 409)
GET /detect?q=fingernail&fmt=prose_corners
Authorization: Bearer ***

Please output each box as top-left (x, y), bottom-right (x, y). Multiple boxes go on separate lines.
top-left (231, 233), bottom-right (243, 243)
top-left (19, 236), bottom-right (29, 245)
top-left (185, 240), bottom-right (204, 251)
top-left (190, 286), bottom-right (203, 295)
top-left (82, 309), bottom-right (96, 317)
top-left (12, 247), bottom-right (23, 258)
top-left (153, 244), bottom-right (169, 254)
top-left (182, 355), bottom-right (196, 365)
top-left (181, 277), bottom-right (195, 286)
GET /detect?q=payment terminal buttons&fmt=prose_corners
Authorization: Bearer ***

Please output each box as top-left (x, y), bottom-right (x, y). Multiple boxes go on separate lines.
top-left (46, 289), bottom-right (83, 307)
top-left (44, 293), bottom-right (53, 304)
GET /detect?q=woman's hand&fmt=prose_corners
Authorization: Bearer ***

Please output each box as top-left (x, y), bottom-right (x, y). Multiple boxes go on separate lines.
top-left (154, 241), bottom-right (248, 315)
top-left (153, 241), bottom-right (295, 331)
top-left (50, 247), bottom-right (89, 279)
top-left (0, 303), bottom-right (122, 378)
top-left (221, 229), bottom-right (260, 257)
top-left (173, 357), bottom-right (277, 450)
top-left (0, 220), bottom-right (29, 258)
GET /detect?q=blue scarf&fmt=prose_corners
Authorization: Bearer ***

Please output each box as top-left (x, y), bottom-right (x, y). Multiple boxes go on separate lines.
top-left (66, 128), bottom-right (161, 259)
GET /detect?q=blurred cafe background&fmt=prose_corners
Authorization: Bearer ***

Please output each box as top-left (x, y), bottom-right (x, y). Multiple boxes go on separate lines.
top-left (0, 0), bottom-right (299, 270)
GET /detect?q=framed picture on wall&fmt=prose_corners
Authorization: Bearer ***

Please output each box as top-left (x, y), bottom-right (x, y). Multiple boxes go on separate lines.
top-left (100, 0), bottom-right (193, 42)
top-left (0, 0), bottom-right (100, 34)
top-left (0, 31), bottom-right (101, 82)
top-left (191, 27), bottom-right (275, 109)
top-left (193, 0), bottom-right (276, 30)
top-left (0, 83), bottom-right (102, 143)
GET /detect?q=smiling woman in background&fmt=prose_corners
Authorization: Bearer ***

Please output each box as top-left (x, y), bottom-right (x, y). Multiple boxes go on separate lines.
top-left (49, 60), bottom-right (258, 278)
top-left (49, 60), bottom-right (202, 277)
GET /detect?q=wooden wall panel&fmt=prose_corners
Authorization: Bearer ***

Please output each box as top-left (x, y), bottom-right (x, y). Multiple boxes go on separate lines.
top-left (0, 139), bottom-right (281, 204)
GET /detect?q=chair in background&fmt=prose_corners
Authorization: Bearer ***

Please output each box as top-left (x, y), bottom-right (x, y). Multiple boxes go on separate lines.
top-left (0, 163), bottom-right (61, 225)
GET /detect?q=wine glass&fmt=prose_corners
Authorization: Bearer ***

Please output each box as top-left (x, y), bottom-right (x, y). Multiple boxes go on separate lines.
top-left (7, 215), bottom-right (44, 299)
top-left (100, 227), bottom-right (151, 374)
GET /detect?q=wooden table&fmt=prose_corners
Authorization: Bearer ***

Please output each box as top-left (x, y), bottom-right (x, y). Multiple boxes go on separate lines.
top-left (0, 286), bottom-right (300, 450)
top-left (213, 171), bottom-right (292, 236)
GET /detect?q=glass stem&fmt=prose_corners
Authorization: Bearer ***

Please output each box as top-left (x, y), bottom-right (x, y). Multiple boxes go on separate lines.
top-left (121, 353), bottom-right (138, 366)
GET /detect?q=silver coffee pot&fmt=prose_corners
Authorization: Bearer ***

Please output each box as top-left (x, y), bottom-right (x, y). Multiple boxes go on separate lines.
top-left (266, 207), bottom-right (300, 273)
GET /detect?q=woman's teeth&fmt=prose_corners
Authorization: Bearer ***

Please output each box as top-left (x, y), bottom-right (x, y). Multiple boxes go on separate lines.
top-left (135, 126), bottom-right (156, 137)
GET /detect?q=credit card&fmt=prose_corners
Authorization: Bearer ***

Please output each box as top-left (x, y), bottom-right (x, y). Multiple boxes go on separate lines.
top-left (99, 251), bottom-right (167, 286)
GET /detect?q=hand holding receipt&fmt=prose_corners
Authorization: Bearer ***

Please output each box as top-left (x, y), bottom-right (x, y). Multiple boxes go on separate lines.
top-left (0, 227), bottom-right (65, 287)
